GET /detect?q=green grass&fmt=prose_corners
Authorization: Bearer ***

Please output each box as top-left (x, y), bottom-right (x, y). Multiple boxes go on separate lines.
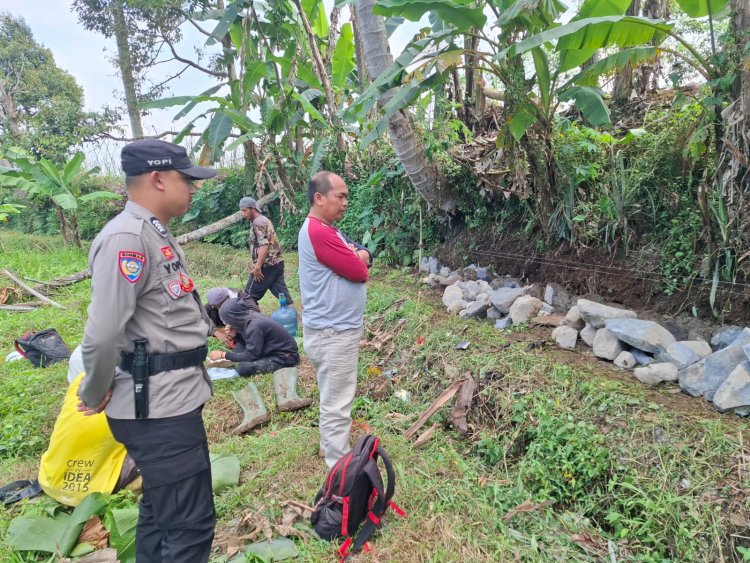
top-left (1, 230), bottom-right (750, 562)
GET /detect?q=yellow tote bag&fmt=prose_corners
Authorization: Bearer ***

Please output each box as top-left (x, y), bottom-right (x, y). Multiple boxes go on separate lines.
top-left (38, 373), bottom-right (128, 506)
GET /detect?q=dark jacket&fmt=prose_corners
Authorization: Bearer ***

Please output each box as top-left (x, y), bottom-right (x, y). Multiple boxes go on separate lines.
top-left (219, 298), bottom-right (298, 366)
top-left (205, 290), bottom-right (259, 328)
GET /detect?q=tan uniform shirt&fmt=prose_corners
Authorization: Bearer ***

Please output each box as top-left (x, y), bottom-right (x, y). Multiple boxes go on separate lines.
top-left (80, 201), bottom-right (213, 419)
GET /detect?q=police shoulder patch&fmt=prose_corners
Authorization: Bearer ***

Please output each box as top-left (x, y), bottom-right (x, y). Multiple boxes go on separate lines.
top-left (118, 251), bottom-right (146, 283)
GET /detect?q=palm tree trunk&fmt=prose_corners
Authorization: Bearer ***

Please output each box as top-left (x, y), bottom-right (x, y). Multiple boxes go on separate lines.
top-left (112, 0), bottom-right (143, 139)
top-left (353, 0), bottom-right (455, 214)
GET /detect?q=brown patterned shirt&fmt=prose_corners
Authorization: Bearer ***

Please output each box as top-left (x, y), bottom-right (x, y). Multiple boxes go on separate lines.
top-left (249, 214), bottom-right (283, 267)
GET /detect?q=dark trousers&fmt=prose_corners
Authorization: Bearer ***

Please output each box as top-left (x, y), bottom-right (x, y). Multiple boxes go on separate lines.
top-left (108, 408), bottom-right (215, 563)
top-left (245, 261), bottom-right (293, 304)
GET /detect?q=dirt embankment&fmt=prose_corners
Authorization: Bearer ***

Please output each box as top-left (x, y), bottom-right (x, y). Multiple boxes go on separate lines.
top-left (434, 228), bottom-right (750, 329)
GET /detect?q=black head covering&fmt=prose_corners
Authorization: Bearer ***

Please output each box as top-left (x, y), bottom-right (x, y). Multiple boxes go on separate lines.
top-left (218, 297), bottom-right (256, 329)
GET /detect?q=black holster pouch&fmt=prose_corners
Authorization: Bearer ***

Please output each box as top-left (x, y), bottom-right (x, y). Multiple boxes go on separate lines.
top-left (131, 339), bottom-right (149, 419)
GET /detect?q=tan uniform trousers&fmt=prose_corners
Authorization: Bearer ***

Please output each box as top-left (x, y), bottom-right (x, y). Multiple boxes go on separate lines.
top-left (303, 326), bottom-right (363, 468)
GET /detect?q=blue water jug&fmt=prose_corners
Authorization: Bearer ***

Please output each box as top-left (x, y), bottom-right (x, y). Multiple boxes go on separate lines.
top-left (271, 295), bottom-right (297, 337)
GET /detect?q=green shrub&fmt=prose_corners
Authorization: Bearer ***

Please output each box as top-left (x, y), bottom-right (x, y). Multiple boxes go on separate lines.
top-left (518, 404), bottom-right (611, 504)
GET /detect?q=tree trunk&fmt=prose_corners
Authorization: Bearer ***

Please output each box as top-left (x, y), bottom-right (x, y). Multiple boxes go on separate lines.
top-left (0, 79), bottom-right (21, 140)
top-left (719, 0), bottom-right (750, 276)
top-left (351, 8), bottom-right (369, 90)
top-left (613, 0), bottom-right (641, 105)
top-left (635, 0), bottom-right (669, 96)
top-left (112, 0), bottom-right (143, 139)
top-left (175, 192), bottom-right (279, 245)
top-left (354, 0), bottom-right (455, 214)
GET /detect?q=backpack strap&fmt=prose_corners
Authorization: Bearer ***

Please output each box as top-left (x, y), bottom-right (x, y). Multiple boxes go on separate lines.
top-left (350, 446), bottom-right (398, 554)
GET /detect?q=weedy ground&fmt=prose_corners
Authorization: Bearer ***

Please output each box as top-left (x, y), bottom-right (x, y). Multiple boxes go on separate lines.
top-left (1, 230), bottom-right (750, 562)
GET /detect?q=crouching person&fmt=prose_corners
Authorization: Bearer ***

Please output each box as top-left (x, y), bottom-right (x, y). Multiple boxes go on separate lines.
top-left (208, 298), bottom-right (312, 433)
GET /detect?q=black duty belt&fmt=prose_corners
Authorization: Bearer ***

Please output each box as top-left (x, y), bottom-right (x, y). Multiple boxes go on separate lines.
top-left (119, 345), bottom-right (208, 376)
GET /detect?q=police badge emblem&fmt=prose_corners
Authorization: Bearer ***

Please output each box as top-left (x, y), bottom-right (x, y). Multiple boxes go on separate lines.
top-left (118, 251), bottom-right (146, 283)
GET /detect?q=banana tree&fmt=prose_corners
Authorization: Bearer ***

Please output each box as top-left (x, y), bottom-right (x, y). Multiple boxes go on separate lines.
top-left (143, 0), bottom-right (357, 199)
top-left (0, 148), bottom-right (119, 246)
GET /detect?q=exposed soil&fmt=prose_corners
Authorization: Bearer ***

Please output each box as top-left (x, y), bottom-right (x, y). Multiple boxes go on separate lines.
top-left (434, 227), bottom-right (750, 330)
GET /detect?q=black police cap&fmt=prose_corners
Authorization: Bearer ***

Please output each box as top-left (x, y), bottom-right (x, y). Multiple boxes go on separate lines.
top-left (121, 139), bottom-right (217, 179)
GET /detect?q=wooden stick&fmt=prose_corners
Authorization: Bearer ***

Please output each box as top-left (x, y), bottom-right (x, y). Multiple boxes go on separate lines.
top-left (2, 269), bottom-right (65, 309)
top-left (30, 269), bottom-right (90, 293)
top-left (414, 423), bottom-right (440, 448)
top-left (0, 305), bottom-right (39, 312)
top-left (404, 379), bottom-right (464, 439)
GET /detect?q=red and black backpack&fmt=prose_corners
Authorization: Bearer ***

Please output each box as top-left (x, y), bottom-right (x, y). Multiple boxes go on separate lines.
top-left (311, 435), bottom-right (405, 560)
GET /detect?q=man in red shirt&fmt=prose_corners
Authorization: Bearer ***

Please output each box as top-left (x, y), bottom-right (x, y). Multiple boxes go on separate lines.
top-left (298, 172), bottom-right (372, 467)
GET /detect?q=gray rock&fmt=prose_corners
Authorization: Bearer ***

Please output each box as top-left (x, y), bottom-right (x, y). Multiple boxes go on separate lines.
top-left (552, 326), bottom-right (578, 350)
top-left (477, 280), bottom-right (492, 294)
top-left (476, 267), bottom-right (491, 282)
top-left (604, 318), bottom-right (675, 354)
top-left (577, 298), bottom-right (637, 328)
top-left (663, 321), bottom-right (689, 342)
top-left (509, 296), bottom-right (543, 324)
top-left (461, 267), bottom-right (478, 281)
top-left (678, 359), bottom-right (707, 397)
top-left (487, 287), bottom-right (530, 314)
top-left (593, 328), bottom-right (624, 360)
top-left (712, 361), bottom-right (750, 413)
top-left (580, 324), bottom-right (597, 347)
top-left (463, 280), bottom-right (481, 301)
top-left (634, 363), bottom-right (678, 385)
top-left (631, 349), bottom-right (654, 366)
top-left (502, 276), bottom-right (523, 289)
top-left (702, 329), bottom-right (750, 401)
top-left (490, 278), bottom-right (504, 290)
top-left (561, 306), bottom-right (584, 330)
top-left (439, 266), bottom-right (451, 277)
top-left (614, 351), bottom-right (637, 369)
top-left (659, 342), bottom-right (702, 370)
top-left (711, 326), bottom-right (744, 350)
top-left (459, 294), bottom-right (491, 318)
top-left (428, 256), bottom-right (439, 274)
top-left (486, 306), bottom-right (503, 320)
top-left (544, 283), bottom-right (572, 310)
top-left (436, 273), bottom-right (461, 286)
top-left (419, 257), bottom-right (430, 272)
top-left (426, 273), bottom-right (440, 287)
top-left (447, 300), bottom-right (468, 315)
top-left (494, 317), bottom-right (513, 330)
top-left (442, 284), bottom-right (465, 309)
top-left (745, 343), bottom-right (750, 362)
top-left (681, 340), bottom-right (712, 358)
top-left (678, 329), bottom-right (750, 400)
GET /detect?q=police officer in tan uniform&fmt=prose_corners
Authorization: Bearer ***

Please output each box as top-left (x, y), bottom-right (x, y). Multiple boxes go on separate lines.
top-left (78, 139), bottom-right (217, 562)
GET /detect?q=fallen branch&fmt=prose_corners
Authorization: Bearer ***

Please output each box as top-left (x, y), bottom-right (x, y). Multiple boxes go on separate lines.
top-left (404, 379), bottom-right (464, 439)
top-left (30, 269), bottom-right (91, 293)
top-left (448, 376), bottom-right (476, 434)
top-left (176, 192), bottom-right (280, 245)
top-left (414, 423), bottom-right (440, 448)
top-left (2, 269), bottom-right (65, 309)
top-left (0, 305), bottom-right (39, 312)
